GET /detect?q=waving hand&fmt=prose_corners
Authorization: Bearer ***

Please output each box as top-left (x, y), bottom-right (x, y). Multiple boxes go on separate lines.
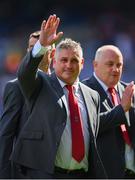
top-left (39, 14), bottom-right (63, 46)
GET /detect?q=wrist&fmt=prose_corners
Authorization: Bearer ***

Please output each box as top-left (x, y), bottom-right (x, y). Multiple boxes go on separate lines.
top-left (32, 40), bottom-right (52, 57)
top-left (40, 45), bottom-right (52, 55)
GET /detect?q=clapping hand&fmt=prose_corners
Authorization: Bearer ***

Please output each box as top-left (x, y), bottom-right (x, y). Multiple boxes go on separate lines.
top-left (121, 81), bottom-right (135, 112)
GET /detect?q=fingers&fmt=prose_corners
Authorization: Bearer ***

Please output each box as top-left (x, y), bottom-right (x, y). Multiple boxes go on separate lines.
top-left (51, 32), bottom-right (63, 44)
top-left (120, 81), bottom-right (135, 112)
top-left (40, 14), bottom-right (63, 46)
top-left (45, 14), bottom-right (61, 32)
top-left (45, 15), bottom-right (54, 29)
top-left (127, 81), bottom-right (135, 96)
top-left (41, 20), bottom-right (46, 31)
top-left (56, 32), bottom-right (63, 40)
top-left (45, 14), bottom-right (58, 30)
top-left (41, 15), bottom-right (56, 31)
top-left (122, 82), bottom-right (135, 103)
top-left (130, 81), bottom-right (134, 85)
top-left (54, 17), bottom-right (60, 31)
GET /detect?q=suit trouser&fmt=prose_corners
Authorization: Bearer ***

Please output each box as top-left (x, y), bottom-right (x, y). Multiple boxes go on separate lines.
top-left (13, 164), bottom-right (52, 179)
top-left (53, 170), bottom-right (88, 179)
top-left (14, 164), bottom-right (89, 179)
top-left (125, 169), bottom-right (135, 179)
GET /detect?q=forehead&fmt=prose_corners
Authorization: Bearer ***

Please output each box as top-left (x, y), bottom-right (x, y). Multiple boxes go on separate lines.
top-left (29, 37), bottom-right (38, 45)
top-left (56, 48), bottom-right (81, 58)
top-left (100, 49), bottom-right (123, 63)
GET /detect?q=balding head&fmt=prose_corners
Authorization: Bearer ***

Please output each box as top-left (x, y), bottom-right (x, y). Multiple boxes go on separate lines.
top-left (93, 45), bottom-right (123, 87)
top-left (94, 45), bottom-right (123, 62)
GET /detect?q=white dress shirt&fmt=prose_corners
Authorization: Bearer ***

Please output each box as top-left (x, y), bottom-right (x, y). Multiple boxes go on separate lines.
top-left (55, 78), bottom-right (89, 171)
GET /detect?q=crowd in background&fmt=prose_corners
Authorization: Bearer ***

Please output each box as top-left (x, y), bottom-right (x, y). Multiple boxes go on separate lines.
top-left (0, 0), bottom-right (135, 114)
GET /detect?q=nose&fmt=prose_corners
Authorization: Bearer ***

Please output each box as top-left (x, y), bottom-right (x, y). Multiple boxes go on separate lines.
top-left (66, 61), bottom-right (72, 68)
top-left (112, 65), bottom-right (118, 72)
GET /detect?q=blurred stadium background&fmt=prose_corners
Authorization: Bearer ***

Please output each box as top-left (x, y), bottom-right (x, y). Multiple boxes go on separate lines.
top-left (0, 0), bottom-right (135, 114)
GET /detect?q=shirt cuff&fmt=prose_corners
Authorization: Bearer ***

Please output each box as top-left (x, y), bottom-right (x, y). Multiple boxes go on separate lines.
top-left (32, 40), bottom-right (52, 57)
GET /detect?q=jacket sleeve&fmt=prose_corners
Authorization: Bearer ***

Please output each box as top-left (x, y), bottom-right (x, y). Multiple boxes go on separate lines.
top-left (17, 51), bottom-right (44, 101)
top-left (0, 81), bottom-right (23, 178)
top-left (89, 91), bottom-right (126, 137)
top-left (99, 104), bottom-right (127, 134)
top-left (82, 78), bottom-right (128, 135)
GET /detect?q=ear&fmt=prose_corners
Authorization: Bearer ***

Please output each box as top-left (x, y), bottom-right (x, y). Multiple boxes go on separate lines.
top-left (53, 58), bottom-right (56, 68)
top-left (50, 48), bottom-right (56, 59)
top-left (93, 60), bottom-right (97, 68)
top-left (122, 65), bottom-right (124, 72)
top-left (81, 58), bottom-right (84, 69)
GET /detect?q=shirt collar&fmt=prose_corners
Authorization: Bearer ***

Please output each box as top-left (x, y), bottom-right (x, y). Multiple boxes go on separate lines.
top-left (56, 77), bottom-right (80, 93)
top-left (93, 72), bottom-right (118, 92)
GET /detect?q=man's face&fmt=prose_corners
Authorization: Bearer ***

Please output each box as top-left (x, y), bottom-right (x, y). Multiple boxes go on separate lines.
top-left (53, 48), bottom-right (84, 85)
top-left (94, 49), bottom-right (123, 87)
top-left (27, 37), bottom-right (39, 52)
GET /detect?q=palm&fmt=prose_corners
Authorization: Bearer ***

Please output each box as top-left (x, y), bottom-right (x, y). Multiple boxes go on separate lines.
top-left (40, 15), bottom-right (63, 46)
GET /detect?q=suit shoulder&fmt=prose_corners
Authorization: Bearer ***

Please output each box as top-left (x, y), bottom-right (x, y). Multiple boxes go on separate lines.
top-left (4, 79), bottom-right (20, 91)
top-left (82, 77), bottom-right (90, 85)
top-left (80, 82), bottom-right (99, 96)
top-left (3, 79), bottom-right (23, 100)
top-left (5, 78), bottom-right (18, 86)
top-left (82, 76), bottom-right (95, 88)
top-left (80, 83), bottom-right (100, 109)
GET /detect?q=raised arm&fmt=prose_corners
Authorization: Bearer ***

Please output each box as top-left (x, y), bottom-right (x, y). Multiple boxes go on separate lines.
top-left (17, 14), bottom-right (63, 100)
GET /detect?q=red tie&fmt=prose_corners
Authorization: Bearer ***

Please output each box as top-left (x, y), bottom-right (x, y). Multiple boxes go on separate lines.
top-left (108, 87), bottom-right (132, 146)
top-left (66, 85), bottom-right (85, 162)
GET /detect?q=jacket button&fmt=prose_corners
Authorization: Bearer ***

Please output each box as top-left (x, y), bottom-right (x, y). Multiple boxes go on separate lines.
top-left (62, 122), bottom-right (65, 126)
top-left (56, 142), bottom-right (59, 147)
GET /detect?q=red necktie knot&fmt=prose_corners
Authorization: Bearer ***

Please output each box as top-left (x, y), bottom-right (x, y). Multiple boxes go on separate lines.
top-left (66, 85), bottom-right (73, 92)
top-left (108, 87), bottom-right (118, 105)
top-left (108, 87), bottom-right (116, 96)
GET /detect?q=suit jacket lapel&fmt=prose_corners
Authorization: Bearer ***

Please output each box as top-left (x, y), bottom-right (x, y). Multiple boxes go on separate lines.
top-left (50, 73), bottom-right (68, 115)
top-left (117, 82), bottom-right (125, 99)
top-left (79, 82), bottom-right (96, 137)
top-left (50, 73), bottom-right (64, 97)
top-left (90, 76), bottom-right (113, 110)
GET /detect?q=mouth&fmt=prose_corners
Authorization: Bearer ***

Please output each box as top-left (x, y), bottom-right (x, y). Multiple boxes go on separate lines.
top-left (112, 74), bottom-right (119, 77)
top-left (65, 71), bottom-right (73, 74)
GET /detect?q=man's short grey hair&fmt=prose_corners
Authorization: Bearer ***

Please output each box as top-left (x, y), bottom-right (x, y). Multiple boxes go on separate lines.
top-left (55, 38), bottom-right (83, 59)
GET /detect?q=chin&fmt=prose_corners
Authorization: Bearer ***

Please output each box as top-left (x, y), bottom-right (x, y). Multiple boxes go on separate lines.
top-left (64, 79), bottom-right (74, 85)
top-left (112, 82), bottom-right (118, 86)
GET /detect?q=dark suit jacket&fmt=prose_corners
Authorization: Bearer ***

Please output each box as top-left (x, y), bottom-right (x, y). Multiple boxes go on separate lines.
top-left (9, 51), bottom-right (109, 179)
top-left (83, 75), bottom-right (135, 178)
top-left (11, 52), bottom-right (127, 178)
top-left (0, 79), bottom-right (29, 178)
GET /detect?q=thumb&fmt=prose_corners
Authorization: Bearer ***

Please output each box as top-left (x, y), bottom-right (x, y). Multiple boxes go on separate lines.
top-left (53, 32), bottom-right (63, 43)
